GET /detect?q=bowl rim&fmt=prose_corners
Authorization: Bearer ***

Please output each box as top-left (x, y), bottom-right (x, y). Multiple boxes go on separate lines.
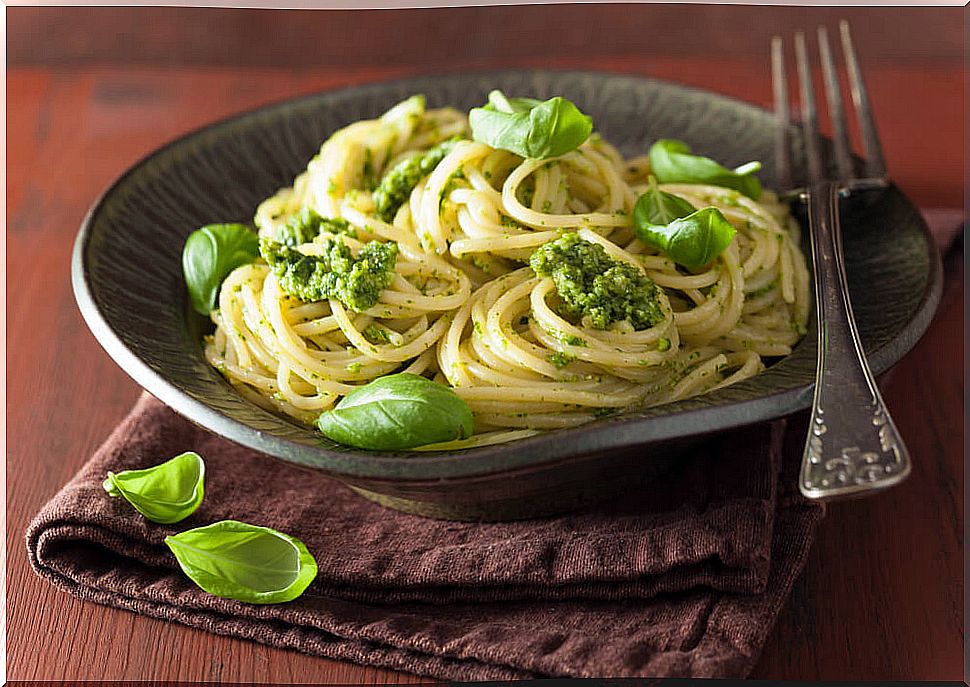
top-left (71, 67), bottom-right (944, 481)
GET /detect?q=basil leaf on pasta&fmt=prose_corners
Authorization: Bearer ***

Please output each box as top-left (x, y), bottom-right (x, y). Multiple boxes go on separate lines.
top-left (634, 202), bottom-right (737, 270)
top-left (634, 177), bottom-right (698, 228)
top-left (102, 451), bottom-right (205, 524)
top-left (317, 373), bottom-right (474, 450)
top-left (648, 139), bottom-right (763, 200)
top-left (469, 90), bottom-right (593, 159)
top-left (182, 223), bottom-right (260, 315)
top-left (165, 520), bottom-right (317, 604)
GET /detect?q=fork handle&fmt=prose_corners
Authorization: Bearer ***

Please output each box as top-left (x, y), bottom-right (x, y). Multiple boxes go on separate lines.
top-left (800, 181), bottom-right (911, 499)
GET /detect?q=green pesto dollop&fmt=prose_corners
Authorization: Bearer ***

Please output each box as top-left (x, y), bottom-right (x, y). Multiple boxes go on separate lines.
top-left (260, 236), bottom-right (398, 312)
top-left (276, 207), bottom-right (355, 247)
top-left (373, 137), bottom-right (461, 222)
top-left (530, 232), bottom-right (664, 331)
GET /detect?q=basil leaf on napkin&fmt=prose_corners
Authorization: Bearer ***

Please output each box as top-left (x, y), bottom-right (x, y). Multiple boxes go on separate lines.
top-left (102, 451), bottom-right (205, 524)
top-left (469, 90), bottom-right (593, 159)
top-left (317, 373), bottom-right (474, 450)
top-left (647, 139), bottom-right (763, 200)
top-left (165, 520), bottom-right (318, 604)
top-left (182, 223), bottom-right (260, 315)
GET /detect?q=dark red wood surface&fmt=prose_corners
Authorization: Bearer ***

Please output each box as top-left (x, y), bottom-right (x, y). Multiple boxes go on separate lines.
top-left (7, 6), bottom-right (964, 681)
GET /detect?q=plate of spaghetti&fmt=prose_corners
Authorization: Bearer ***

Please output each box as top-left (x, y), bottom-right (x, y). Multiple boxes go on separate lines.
top-left (73, 71), bottom-right (941, 519)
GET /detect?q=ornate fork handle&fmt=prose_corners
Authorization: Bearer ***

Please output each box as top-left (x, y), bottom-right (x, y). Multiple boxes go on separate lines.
top-left (800, 181), bottom-right (911, 498)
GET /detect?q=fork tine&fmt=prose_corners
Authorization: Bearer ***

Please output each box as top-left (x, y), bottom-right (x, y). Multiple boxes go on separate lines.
top-left (818, 26), bottom-right (853, 183)
top-left (840, 19), bottom-right (886, 178)
top-left (771, 36), bottom-right (792, 190)
top-left (794, 31), bottom-right (823, 184)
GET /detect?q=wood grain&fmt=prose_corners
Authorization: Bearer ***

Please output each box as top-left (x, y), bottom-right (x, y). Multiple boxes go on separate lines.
top-left (752, 253), bottom-right (964, 679)
top-left (9, 5), bottom-right (963, 67)
top-left (6, 8), bottom-right (964, 679)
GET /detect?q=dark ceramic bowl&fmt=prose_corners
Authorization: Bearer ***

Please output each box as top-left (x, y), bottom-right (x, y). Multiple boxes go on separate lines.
top-left (72, 70), bottom-right (942, 520)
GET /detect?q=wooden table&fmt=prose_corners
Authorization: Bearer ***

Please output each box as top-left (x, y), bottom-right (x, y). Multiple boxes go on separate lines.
top-left (7, 6), bottom-right (964, 681)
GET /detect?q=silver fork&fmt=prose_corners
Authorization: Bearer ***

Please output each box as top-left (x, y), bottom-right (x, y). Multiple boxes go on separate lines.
top-left (772, 21), bottom-right (911, 500)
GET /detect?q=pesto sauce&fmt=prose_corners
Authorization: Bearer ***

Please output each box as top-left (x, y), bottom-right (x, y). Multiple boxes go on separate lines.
top-left (361, 148), bottom-right (378, 191)
top-left (592, 406), bottom-right (618, 418)
top-left (563, 333), bottom-right (587, 347)
top-left (363, 324), bottom-right (393, 344)
top-left (530, 232), bottom-right (665, 331)
top-left (260, 236), bottom-right (398, 312)
top-left (373, 137), bottom-right (461, 222)
top-left (439, 165), bottom-right (466, 208)
top-left (748, 279), bottom-right (777, 299)
top-left (276, 207), bottom-right (355, 247)
top-left (547, 351), bottom-right (574, 368)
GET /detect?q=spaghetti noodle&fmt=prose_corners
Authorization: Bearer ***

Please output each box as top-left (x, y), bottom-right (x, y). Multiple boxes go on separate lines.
top-left (202, 95), bottom-right (810, 446)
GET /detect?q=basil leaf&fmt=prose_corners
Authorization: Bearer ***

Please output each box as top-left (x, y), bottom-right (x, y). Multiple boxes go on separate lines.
top-left (469, 90), bottom-right (593, 159)
top-left (165, 520), bottom-right (317, 604)
top-left (634, 177), bottom-right (698, 228)
top-left (487, 90), bottom-right (542, 113)
top-left (182, 223), bottom-right (260, 315)
top-left (102, 451), bottom-right (205, 524)
top-left (317, 373), bottom-right (474, 450)
top-left (648, 139), bottom-right (763, 200)
top-left (634, 205), bottom-right (737, 270)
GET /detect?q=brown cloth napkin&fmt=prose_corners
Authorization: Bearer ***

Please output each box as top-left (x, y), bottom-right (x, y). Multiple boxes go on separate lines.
top-left (27, 393), bottom-right (823, 679)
